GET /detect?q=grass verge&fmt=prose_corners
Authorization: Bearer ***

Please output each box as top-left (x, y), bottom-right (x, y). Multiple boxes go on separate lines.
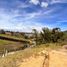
top-left (0, 43), bottom-right (62, 67)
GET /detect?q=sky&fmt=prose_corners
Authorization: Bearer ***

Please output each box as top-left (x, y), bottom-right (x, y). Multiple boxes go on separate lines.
top-left (0, 0), bottom-right (67, 32)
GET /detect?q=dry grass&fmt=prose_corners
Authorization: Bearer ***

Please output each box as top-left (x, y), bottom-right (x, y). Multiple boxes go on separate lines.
top-left (0, 40), bottom-right (25, 52)
top-left (0, 43), bottom-right (62, 67)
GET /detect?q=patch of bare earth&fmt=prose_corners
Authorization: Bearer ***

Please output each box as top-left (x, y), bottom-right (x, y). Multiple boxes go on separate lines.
top-left (49, 50), bottom-right (67, 67)
top-left (19, 55), bottom-right (45, 67)
top-left (19, 50), bottom-right (48, 67)
top-left (19, 50), bottom-right (67, 67)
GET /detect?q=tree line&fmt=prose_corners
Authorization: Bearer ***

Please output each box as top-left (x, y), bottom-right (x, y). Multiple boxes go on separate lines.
top-left (32, 27), bottom-right (67, 45)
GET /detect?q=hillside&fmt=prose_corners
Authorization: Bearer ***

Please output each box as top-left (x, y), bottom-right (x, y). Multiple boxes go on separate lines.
top-left (0, 43), bottom-right (67, 67)
top-left (0, 34), bottom-right (30, 43)
top-left (0, 33), bottom-right (31, 54)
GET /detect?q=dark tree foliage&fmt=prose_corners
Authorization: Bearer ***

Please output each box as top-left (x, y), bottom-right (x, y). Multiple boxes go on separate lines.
top-left (0, 29), bottom-right (5, 34)
top-left (32, 27), bottom-right (66, 45)
top-left (41, 27), bottom-right (52, 43)
top-left (51, 28), bottom-right (63, 42)
top-left (32, 29), bottom-right (38, 45)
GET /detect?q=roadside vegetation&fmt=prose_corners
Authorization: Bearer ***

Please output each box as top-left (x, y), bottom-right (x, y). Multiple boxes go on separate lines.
top-left (0, 43), bottom-right (62, 67)
top-left (0, 27), bottom-right (67, 67)
top-left (32, 27), bottom-right (67, 46)
top-left (0, 40), bottom-right (26, 52)
top-left (0, 34), bottom-right (30, 42)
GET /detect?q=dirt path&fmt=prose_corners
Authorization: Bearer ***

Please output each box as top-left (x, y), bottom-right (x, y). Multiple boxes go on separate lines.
top-left (49, 50), bottom-right (67, 67)
top-left (19, 56), bottom-right (45, 67)
top-left (19, 50), bottom-right (67, 67)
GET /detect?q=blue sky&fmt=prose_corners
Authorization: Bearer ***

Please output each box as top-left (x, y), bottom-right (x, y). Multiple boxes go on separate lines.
top-left (0, 0), bottom-right (67, 32)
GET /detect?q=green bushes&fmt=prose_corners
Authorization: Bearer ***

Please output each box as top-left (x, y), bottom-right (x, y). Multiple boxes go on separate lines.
top-left (32, 27), bottom-right (67, 45)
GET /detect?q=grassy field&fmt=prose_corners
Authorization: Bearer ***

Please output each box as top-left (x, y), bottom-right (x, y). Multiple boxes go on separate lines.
top-left (0, 39), bottom-right (25, 53)
top-left (0, 43), bottom-right (62, 67)
top-left (0, 34), bottom-right (31, 52)
top-left (0, 34), bottom-right (30, 42)
top-left (0, 34), bottom-right (22, 39)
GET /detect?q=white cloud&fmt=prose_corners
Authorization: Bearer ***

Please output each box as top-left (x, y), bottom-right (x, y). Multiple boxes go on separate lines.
top-left (17, 3), bottom-right (30, 8)
top-left (41, 2), bottom-right (49, 8)
top-left (0, 9), bottom-right (43, 32)
top-left (58, 20), bottom-right (67, 23)
top-left (0, 4), bottom-right (55, 32)
top-left (51, 0), bottom-right (61, 4)
top-left (29, 0), bottom-right (40, 5)
top-left (22, 8), bottom-right (55, 20)
top-left (23, 11), bottom-right (42, 20)
top-left (26, 9), bottom-right (55, 19)
top-left (14, 21), bottom-right (46, 32)
top-left (0, 9), bottom-right (20, 30)
top-left (51, 0), bottom-right (67, 4)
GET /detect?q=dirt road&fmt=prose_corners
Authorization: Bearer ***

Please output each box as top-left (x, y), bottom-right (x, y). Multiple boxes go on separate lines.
top-left (19, 56), bottom-right (45, 67)
top-left (19, 50), bottom-right (67, 67)
top-left (49, 50), bottom-right (67, 67)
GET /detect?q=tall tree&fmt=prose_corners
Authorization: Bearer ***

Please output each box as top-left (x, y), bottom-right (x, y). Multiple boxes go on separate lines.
top-left (40, 27), bottom-right (52, 43)
top-left (0, 29), bottom-right (5, 34)
top-left (32, 29), bottom-right (38, 45)
top-left (52, 28), bottom-right (63, 42)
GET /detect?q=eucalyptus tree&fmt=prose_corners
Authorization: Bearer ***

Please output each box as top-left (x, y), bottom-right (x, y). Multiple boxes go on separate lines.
top-left (32, 29), bottom-right (38, 45)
